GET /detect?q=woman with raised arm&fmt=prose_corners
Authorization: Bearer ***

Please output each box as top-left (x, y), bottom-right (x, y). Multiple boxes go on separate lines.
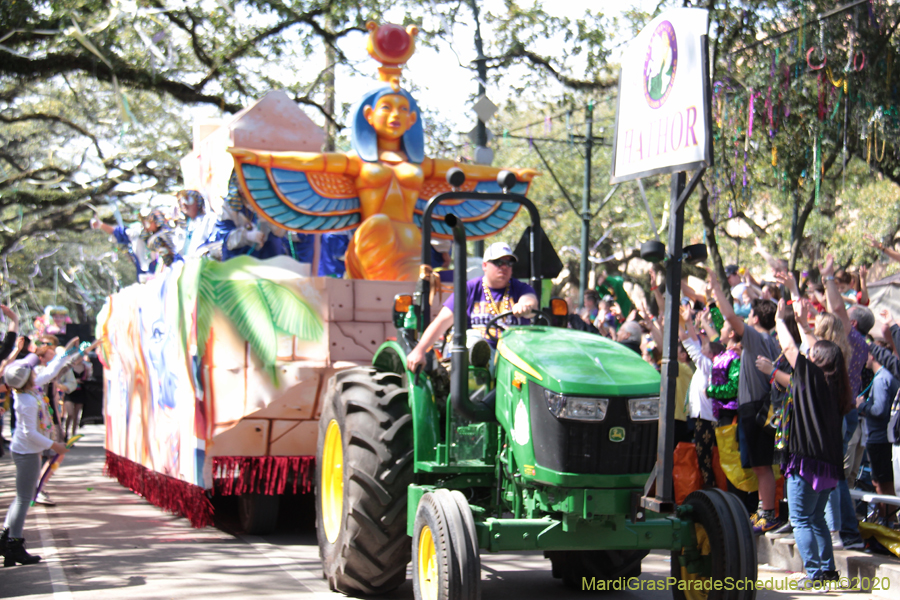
top-left (771, 298), bottom-right (851, 588)
top-left (0, 339), bottom-right (98, 566)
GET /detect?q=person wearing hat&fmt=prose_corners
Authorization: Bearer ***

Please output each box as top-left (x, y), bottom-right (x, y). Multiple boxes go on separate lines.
top-left (406, 242), bottom-right (538, 372)
top-left (0, 350), bottom-right (73, 566)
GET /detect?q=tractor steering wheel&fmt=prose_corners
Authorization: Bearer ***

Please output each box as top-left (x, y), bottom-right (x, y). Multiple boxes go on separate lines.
top-left (483, 310), bottom-right (550, 343)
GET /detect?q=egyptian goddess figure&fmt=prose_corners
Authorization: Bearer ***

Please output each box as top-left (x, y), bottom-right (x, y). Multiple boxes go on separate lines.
top-left (228, 22), bottom-right (536, 281)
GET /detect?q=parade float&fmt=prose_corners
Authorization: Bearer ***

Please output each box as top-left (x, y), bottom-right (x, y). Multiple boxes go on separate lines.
top-left (100, 21), bottom-right (535, 530)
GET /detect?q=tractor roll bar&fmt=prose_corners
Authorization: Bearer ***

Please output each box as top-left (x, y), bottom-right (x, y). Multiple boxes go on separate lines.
top-left (444, 213), bottom-right (495, 424)
top-left (418, 189), bottom-right (543, 331)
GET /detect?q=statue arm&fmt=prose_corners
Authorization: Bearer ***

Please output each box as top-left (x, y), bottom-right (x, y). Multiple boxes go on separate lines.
top-left (229, 149), bottom-right (361, 177)
top-left (423, 158), bottom-right (536, 183)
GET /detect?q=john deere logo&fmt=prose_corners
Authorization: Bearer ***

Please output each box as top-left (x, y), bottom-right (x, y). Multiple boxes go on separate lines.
top-left (609, 427), bottom-right (626, 443)
top-left (643, 20), bottom-right (677, 109)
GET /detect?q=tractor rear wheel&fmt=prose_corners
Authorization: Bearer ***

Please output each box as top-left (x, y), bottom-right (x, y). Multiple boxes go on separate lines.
top-left (412, 490), bottom-right (481, 600)
top-left (315, 367), bottom-right (414, 595)
top-left (545, 549), bottom-right (647, 589)
top-left (670, 489), bottom-right (756, 600)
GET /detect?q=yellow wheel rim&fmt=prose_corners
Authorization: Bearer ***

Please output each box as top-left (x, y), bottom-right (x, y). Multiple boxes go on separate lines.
top-left (418, 524), bottom-right (439, 600)
top-left (680, 524), bottom-right (712, 600)
top-left (321, 419), bottom-right (343, 544)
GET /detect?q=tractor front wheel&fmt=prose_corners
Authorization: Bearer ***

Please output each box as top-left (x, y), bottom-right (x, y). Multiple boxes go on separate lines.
top-left (670, 489), bottom-right (757, 600)
top-left (315, 367), bottom-right (414, 595)
top-left (412, 490), bottom-right (481, 600)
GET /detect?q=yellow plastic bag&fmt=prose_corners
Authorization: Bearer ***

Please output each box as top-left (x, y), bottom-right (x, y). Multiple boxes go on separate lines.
top-left (714, 423), bottom-right (782, 493)
top-left (715, 424), bottom-right (758, 491)
top-left (859, 521), bottom-right (900, 559)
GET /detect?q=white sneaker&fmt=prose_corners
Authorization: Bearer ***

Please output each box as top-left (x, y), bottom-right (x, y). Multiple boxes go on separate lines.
top-left (831, 530), bottom-right (844, 550)
top-left (35, 491), bottom-right (56, 506)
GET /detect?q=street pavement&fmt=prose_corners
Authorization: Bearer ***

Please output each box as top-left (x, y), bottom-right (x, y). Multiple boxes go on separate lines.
top-left (0, 423), bottom-right (890, 599)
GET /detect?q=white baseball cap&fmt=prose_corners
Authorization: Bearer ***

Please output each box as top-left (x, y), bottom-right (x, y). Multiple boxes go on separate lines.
top-left (4, 354), bottom-right (39, 389)
top-left (483, 242), bottom-right (517, 263)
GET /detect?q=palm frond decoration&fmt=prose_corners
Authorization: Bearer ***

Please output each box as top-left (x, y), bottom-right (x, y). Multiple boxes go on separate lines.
top-left (186, 256), bottom-right (323, 384)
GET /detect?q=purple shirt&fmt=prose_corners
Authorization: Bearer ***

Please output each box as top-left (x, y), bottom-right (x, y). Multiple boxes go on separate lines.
top-left (784, 454), bottom-right (839, 493)
top-left (443, 277), bottom-right (536, 346)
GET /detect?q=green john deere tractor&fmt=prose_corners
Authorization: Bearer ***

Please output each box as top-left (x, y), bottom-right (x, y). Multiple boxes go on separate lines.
top-left (315, 169), bottom-right (756, 599)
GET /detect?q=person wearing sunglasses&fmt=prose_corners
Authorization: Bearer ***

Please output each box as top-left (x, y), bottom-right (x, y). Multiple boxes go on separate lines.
top-left (407, 242), bottom-right (538, 372)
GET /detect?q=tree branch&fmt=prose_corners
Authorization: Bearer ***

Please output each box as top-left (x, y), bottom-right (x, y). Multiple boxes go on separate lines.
top-left (0, 113), bottom-right (104, 159)
top-left (3, 51), bottom-right (245, 113)
top-left (485, 45), bottom-right (617, 90)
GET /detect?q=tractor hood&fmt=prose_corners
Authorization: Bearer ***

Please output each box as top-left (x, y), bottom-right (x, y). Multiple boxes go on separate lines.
top-left (497, 327), bottom-right (661, 396)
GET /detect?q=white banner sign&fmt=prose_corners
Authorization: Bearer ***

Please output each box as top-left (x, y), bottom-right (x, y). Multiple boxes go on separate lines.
top-left (610, 8), bottom-right (711, 183)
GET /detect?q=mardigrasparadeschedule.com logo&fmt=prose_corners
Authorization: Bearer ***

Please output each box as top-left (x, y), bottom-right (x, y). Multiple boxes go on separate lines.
top-left (643, 20), bottom-right (678, 109)
top-left (582, 576), bottom-right (893, 593)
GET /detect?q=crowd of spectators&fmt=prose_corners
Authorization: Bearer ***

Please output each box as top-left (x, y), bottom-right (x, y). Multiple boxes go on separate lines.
top-left (566, 248), bottom-right (900, 588)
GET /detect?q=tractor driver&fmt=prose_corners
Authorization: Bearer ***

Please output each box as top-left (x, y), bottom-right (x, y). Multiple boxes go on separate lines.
top-left (406, 242), bottom-right (538, 372)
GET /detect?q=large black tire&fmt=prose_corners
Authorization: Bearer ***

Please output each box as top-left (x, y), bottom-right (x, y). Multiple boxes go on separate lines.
top-left (412, 490), bottom-right (481, 600)
top-left (238, 493), bottom-right (280, 535)
top-left (670, 489), bottom-right (756, 600)
top-left (315, 367), bottom-right (414, 595)
top-left (445, 490), bottom-right (481, 600)
top-left (713, 489), bottom-right (758, 600)
top-left (545, 548), bottom-right (648, 590)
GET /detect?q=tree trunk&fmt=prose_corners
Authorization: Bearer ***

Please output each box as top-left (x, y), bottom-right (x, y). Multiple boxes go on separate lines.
top-left (698, 182), bottom-right (729, 302)
top-left (789, 148), bottom-right (839, 273)
top-left (323, 16), bottom-right (336, 152)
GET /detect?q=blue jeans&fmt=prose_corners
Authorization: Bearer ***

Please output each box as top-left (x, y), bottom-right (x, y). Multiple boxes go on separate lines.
top-left (825, 415), bottom-right (852, 532)
top-left (788, 474), bottom-right (835, 579)
top-left (839, 411), bottom-right (861, 538)
top-left (3, 451), bottom-right (41, 538)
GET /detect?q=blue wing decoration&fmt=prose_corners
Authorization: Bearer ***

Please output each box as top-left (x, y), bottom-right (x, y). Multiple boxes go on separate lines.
top-left (232, 162), bottom-right (360, 233)
top-left (413, 179), bottom-right (530, 240)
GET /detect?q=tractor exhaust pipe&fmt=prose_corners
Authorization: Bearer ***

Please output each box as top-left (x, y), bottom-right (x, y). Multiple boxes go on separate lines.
top-left (445, 213), bottom-right (493, 423)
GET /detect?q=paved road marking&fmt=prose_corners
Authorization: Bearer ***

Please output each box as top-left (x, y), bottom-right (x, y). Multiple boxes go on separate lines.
top-left (240, 534), bottom-right (334, 598)
top-left (34, 505), bottom-right (74, 600)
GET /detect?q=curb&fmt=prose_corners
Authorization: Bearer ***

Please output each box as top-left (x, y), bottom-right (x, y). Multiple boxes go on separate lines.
top-left (757, 534), bottom-right (900, 596)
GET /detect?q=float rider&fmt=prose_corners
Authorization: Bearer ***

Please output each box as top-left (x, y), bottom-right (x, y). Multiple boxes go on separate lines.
top-left (406, 242), bottom-right (538, 372)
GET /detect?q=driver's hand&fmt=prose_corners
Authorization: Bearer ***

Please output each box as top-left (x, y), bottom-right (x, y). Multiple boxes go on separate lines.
top-left (511, 301), bottom-right (536, 318)
top-left (407, 345), bottom-right (426, 372)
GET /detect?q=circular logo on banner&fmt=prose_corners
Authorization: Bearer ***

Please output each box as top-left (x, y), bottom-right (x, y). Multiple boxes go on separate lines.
top-left (643, 21), bottom-right (678, 109)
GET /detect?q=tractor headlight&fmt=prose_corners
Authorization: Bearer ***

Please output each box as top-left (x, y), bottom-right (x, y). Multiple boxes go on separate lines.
top-left (628, 397), bottom-right (660, 421)
top-left (544, 389), bottom-right (608, 421)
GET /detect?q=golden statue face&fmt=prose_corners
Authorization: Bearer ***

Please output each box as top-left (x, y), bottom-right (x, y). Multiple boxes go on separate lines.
top-left (364, 94), bottom-right (417, 141)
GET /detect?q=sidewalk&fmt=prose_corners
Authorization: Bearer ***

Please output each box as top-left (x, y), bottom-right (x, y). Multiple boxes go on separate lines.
top-left (0, 424), bottom-right (331, 599)
top-left (758, 526), bottom-right (900, 593)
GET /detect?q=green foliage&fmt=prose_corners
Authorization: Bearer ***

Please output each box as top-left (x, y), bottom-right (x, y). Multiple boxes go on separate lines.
top-left (194, 256), bottom-right (324, 382)
top-left (701, 0), bottom-right (900, 276)
top-left (480, 93), bottom-right (680, 287)
top-left (9, 0), bottom-right (900, 315)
